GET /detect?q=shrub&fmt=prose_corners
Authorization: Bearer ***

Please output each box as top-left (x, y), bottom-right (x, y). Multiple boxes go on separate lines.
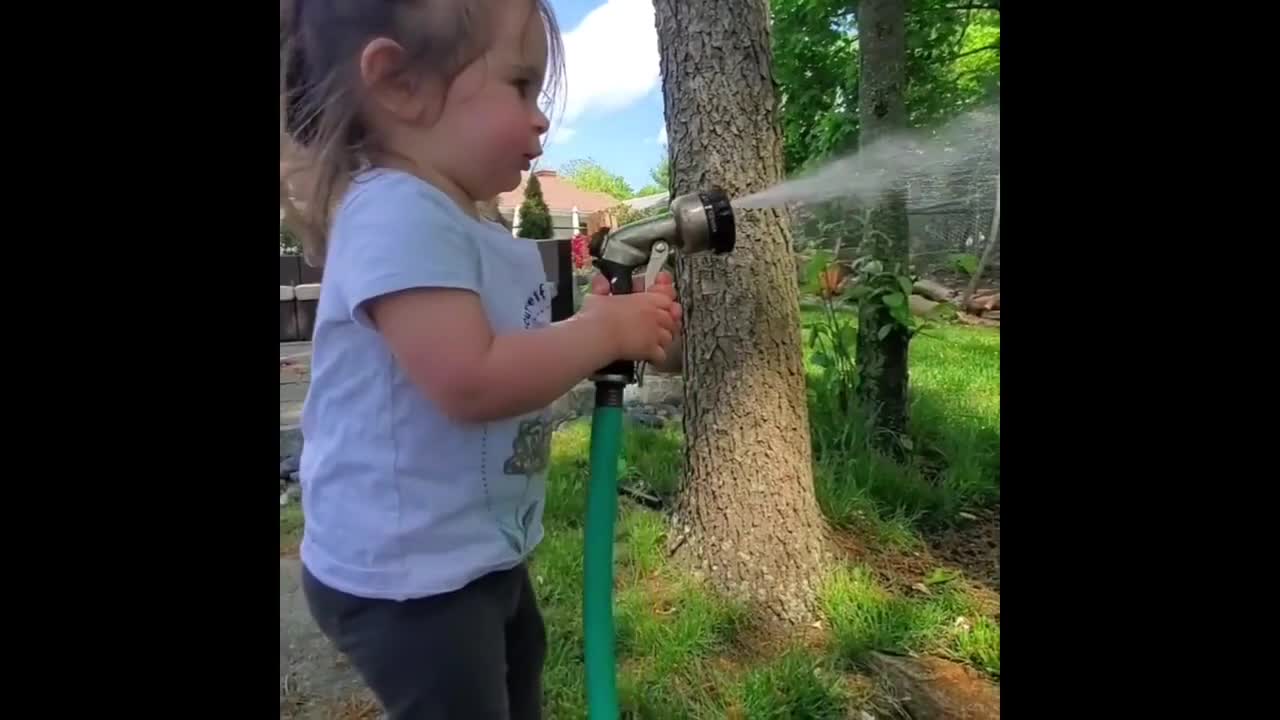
top-left (280, 222), bottom-right (301, 255)
top-left (516, 173), bottom-right (552, 239)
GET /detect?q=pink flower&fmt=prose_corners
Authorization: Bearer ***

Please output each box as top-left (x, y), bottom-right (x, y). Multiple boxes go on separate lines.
top-left (571, 233), bottom-right (591, 270)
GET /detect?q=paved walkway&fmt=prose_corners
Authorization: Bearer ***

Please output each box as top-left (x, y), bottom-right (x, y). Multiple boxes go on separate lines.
top-left (280, 557), bottom-right (370, 717)
top-left (281, 344), bottom-right (374, 715)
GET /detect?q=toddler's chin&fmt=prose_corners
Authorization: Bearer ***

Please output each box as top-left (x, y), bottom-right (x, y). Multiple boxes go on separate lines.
top-left (494, 170), bottom-right (524, 194)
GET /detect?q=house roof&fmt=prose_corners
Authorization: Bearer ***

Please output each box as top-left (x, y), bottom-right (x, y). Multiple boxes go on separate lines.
top-left (498, 170), bottom-right (621, 214)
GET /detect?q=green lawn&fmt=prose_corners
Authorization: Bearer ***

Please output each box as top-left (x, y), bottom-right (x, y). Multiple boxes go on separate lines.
top-left (280, 313), bottom-right (1000, 717)
top-left (802, 307), bottom-right (1001, 532)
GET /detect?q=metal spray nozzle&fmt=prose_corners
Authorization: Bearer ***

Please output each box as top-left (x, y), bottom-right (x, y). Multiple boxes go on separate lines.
top-left (590, 189), bottom-right (736, 272)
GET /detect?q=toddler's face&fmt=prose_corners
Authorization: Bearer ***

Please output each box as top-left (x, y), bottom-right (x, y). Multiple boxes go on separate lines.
top-left (427, 4), bottom-right (551, 200)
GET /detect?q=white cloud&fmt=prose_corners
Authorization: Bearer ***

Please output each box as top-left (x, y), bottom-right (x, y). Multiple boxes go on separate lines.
top-left (655, 125), bottom-right (667, 145)
top-left (543, 125), bottom-right (577, 147)
top-left (555, 0), bottom-right (660, 125)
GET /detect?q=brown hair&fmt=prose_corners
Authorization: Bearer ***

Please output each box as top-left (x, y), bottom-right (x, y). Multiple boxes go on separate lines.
top-left (280, 0), bottom-right (564, 266)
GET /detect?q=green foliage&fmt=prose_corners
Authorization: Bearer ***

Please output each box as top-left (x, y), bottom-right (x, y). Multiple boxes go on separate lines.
top-left (620, 420), bottom-right (685, 499)
top-left (516, 173), bottom-right (552, 239)
top-left (905, 2), bottom-right (1001, 128)
top-left (846, 257), bottom-right (920, 338)
top-left (561, 158), bottom-right (635, 200)
top-left (280, 222), bottom-right (300, 255)
top-left (771, 0), bottom-right (861, 173)
top-left (652, 155), bottom-right (670, 188)
top-left (801, 250), bottom-right (859, 408)
top-left (770, 0), bottom-right (1001, 171)
top-left (634, 155), bottom-right (671, 198)
top-left (801, 247), bottom-right (923, 415)
top-left (948, 252), bottom-right (979, 276)
top-left (279, 503), bottom-right (304, 553)
top-left (802, 306), bottom-right (1000, 527)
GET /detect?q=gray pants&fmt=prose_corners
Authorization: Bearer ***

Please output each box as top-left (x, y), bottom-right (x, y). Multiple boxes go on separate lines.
top-left (302, 563), bottom-right (546, 720)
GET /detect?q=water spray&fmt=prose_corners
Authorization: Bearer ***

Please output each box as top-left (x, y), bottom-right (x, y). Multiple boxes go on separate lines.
top-left (583, 189), bottom-right (735, 719)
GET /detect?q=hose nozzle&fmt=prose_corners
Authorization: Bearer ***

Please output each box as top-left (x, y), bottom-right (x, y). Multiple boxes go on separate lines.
top-left (587, 188), bottom-right (736, 387)
top-left (591, 189), bottom-right (735, 272)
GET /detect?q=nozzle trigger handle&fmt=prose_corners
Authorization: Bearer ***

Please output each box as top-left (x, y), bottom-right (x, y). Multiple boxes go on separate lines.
top-left (591, 261), bottom-right (636, 387)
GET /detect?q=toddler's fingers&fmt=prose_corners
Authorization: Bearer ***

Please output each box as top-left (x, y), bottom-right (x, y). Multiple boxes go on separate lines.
top-left (649, 283), bottom-right (678, 302)
top-left (589, 273), bottom-right (610, 295)
top-left (644, 291), bottom-right (674, 310)
top-left (635, 270), bottom-right (674, 293)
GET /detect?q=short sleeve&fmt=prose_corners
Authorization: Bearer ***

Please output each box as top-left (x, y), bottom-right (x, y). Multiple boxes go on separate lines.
top-left (326, 173), bottom-right (481, 328)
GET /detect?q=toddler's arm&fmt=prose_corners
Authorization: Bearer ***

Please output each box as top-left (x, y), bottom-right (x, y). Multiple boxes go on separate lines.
top-left (330, 174), bottom-right (676, 424)
top-left (369, 288), bottom-right (626, 423)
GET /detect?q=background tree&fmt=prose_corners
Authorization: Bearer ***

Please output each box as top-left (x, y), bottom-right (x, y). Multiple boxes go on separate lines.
top-left (771, 0), bottom-right (861, 174)
top-left (516, 172), bottom-right (552, 239)
top-left (634, 155), bottom-right (671, 197)
top-left (561, 158), bottom-right (635, 200)
top-left (904, 0), bottom-right (1000, 128)
top-left (853, 0), bottom-right (912, 447)
top-left (770, 0), bottom-right (1000, 172)
top-left (654, 0), bottom-right (832, 624)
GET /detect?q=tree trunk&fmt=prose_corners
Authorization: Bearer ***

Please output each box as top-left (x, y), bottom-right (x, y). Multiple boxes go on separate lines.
top-left (654, 0), bottom-right (832, 624)
top-left (854, 0), bottom-right (912, 448)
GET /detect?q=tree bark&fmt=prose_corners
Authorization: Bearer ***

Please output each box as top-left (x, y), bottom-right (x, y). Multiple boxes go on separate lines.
top-left (654, 0), bottom-right (833, 624)
top-left (855, 0), bottom-right (912, 447)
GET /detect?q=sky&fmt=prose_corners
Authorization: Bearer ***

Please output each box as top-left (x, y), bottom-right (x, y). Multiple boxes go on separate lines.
top-left (539, 0), bottom-right (668, 193)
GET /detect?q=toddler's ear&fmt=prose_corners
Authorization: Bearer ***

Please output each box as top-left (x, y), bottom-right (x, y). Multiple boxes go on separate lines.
top-left (360, 38), bottom-right (443, 125)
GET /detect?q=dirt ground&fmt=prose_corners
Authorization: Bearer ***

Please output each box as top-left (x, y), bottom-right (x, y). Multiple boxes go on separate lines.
top-left (833, 506), bottom-right (1001, 616)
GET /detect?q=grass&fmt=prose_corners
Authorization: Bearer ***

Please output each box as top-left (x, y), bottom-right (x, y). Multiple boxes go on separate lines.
top-left (802, 306), bottom-right (1000, 529)
top-left (280, 502), bottom-right (304, 556)
top-left (821, 566), bottom-right (1000, 678)
top-left (279, 309), bottom-right (1000, 715)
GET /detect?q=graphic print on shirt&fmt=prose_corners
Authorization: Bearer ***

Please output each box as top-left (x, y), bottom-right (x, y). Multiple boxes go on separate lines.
top-left (505, 279), bottom-right (556, 477)
top-left (492, 280), bottom-right (556, 554)
top-left (521, 280), bottom-right (555, 330)
top-left (504, 417), bottom-right (551, 476)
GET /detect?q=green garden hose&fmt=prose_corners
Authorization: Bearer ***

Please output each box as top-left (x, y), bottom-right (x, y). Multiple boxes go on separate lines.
top-left (584, 396), bottom-right (624, 719)
top-left (579, 189), bottom-right (735, 718)
top-left (581, 260), bottom-right (636, 720)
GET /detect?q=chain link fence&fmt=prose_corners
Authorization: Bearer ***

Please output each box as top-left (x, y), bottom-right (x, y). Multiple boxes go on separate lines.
top-left (789, 179), bottom-right (999, 289)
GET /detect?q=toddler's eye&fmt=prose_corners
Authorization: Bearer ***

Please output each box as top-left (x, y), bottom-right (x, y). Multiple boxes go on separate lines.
top-left (513, 79), bottom-right (531, 98)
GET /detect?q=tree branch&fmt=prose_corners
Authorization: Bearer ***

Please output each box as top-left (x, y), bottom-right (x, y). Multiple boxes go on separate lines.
top-left (950, 9), bottom-right (974, 58)
top-left (953, 42), bottom-right (1000, 60)
top-left (942, 3), bottom-right (1000, 11)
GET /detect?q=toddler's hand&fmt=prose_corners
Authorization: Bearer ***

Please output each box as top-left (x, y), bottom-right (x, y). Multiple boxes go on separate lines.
top-left (588, 271), bottom-right (683, 336)
top-left (582, 271), bottom-right (683, 365)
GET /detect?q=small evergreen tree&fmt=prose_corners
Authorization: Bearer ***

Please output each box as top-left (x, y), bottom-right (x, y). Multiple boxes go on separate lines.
top-left (516, 173), bottom-right (552, 239)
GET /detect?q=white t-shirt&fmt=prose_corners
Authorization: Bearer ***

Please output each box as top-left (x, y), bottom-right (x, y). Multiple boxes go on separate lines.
top-left (299, 169), bottom-right (555, 600)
